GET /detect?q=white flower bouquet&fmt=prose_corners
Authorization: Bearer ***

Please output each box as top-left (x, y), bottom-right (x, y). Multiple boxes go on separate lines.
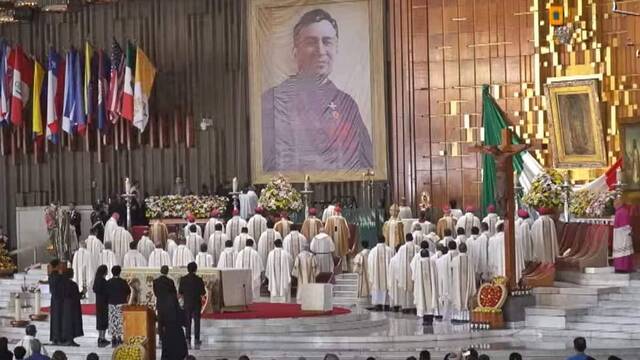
top-left (258, 175), bottom-right (304, 214)
top-left (145, 195), bottom-right (228, 219)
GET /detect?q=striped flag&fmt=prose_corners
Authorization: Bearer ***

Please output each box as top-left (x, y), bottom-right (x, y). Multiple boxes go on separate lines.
top-left (62, 49), bottom-right (75, 134)
top-left (32, 60), bottom-right (45, 139)
top-left (74, 48), bottom-right (86, 134)
top-left (9, 45), bottom-right (34, 127)
top-left (97, 49), bottom-right (110, 132)
top-left (107, 39), bottom-right (124, 123)
top-left (120, 42), bottom-right (136, 122)
top-left (0, 41), bottom-right (10, 125)
top-left (46, 49), bottom-right (64, 143)
top-left (133, 47), bottom-right (156, 132)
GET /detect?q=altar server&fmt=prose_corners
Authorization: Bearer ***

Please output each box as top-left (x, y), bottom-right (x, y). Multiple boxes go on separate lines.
top-left (292, 244), bottom-right (318, 302)
top-left (488, 221), bottom-right (506, 278)
top-left (183, 213), bottom-right (202, 240)
top-left (266, 239), bottom-right (294, 303)
top-left (226, 208), bottom-right (247, 243)
top-left (104, 213), bottom-right (119, 245)
top-left (449, 243), bottom-right (476, 322)
top-left (482, 205), bottom-right (500, 237)
top-left (186, 224), bottom-right (204, 257)
top-left (258, 220), bottom-right (282, 266)
top-left (148, 242), bottom-right (171, 268)
top-left (436, 206), bottom-right (456, 238)
top-left (310, 227), bottom-right (336, 274)
top-left (235, 239), bottom-right (263, 299)
top-left (412, 249), bottom-right (438, 325)
top-left (233, 227), bottom-right (255, 252)
top-left (368, 236), bottom-right (394, 310)
top-left (275, 212), bottom-right (293, 239)
top-left (302, 208), bottom-right (323, 240)
top-left (217, 240), bottom-right (237, 269)
top-left (111, 226), bottom-right (132, 266)
top-left (86, 229), bottom-right (104, 276)
top-left (283, 223), bottom-right (308, 260)
top-left (136, 230), bottom-right (155, 260)
top-left (195, 243), bottom-right (215, 268)
top-left (72, 240), bottom-right (94, 291)
top-left (173, 238), bottom-right (194, 267)
top-left (203, 209), bottom-right (225, 241)
top-left (247, 207), bottom-right (267, 242)
top-left (396, 233), bottom-right (419, 312)
top-left (99, 242), bottom-right (118, 277)
top-left (456, 206), bottom-right (481, 236)
top-left (207, 223), bottom-right (228, 264)
top-left (123, 241), bottom-right (147, 268)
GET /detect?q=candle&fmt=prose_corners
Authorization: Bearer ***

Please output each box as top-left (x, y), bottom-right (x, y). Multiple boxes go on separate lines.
top-left (304, 175), bottom-right (310, 191)
top-left (232, 177), bottom-right (238, 193)
top-left (34, 290), bottom-right (41, 315)
top-left (125, 177), bottom-right (131, 195)
top-left (14, 295), bottom-right (20, 321)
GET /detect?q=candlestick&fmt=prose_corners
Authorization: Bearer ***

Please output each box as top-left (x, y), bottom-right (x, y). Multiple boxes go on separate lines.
top-left (232, 177), bottom-right (238, 193)
top-left (125, 177), bottom-right (131, 195)
top-left (304, 174), bottom-right (310, 191)
top-left (34, 290), bottom-right (41, 315)
top-left (14, 295), bottom-right (20, 321)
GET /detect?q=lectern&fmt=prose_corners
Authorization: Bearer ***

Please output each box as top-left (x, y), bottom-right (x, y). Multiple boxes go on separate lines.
top-left (123, 305), bottom-right (156, 360)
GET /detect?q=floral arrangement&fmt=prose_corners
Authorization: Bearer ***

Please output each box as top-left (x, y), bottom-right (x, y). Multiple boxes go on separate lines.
top-left (258, 175), bottom-right (304, 214)
top-left (113, 337), bottom-right (147, 360)
top-left (585, 190), bottom-right (616, 218)
top-left (570, 190), bottom-right (596, 218)
top-left (0, 240), bottom-right (16, 275)
top-left (522, 169), bottom-right (566, 210)
top-left (145, 195), bottom-right (228, 219)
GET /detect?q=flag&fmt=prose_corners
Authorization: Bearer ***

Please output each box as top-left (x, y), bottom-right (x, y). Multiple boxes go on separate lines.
top-left (107, 38), bottom-right (124, 123)
top-left (62, 49), bottom-right (75, 134)
top-left (0, 41), bottom-right (10, 125)
top-left (74, 49), bottom-right (86, 134)
top-left (84, 41), bottom-right (93, 116)
top-left (581, 158), bottom-right (623, 193)
top-left (120, 42), bottom-right (136, 122)
top-left (97, 49), bottom-right (110, 132)
top-left (133, 47), bottom-right (156, 132)
top-left (84, 41), bottom-right (98, 127)
top-left (32, 60), bottom-right (45, 138)
top-left (9, 45), bottom-right (34, 127)
top-left (46, 49), bottom-right (64, 143)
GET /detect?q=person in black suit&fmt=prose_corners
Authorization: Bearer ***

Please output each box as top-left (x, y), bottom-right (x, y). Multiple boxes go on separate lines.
top-left (48, 259), bottom-right (63, 345)
top-left (179, 262), bottom-right (206, 346)
top-left (152, 266), bottom-right (177, 344)
top-left (69, 202), bottom-right (82, 239)
top-left (105, 266), bottom-right (130, 347)
top-left (92, 265), bottom-right (110, 347)
top-left (61, 268), bottom-right (83, 347)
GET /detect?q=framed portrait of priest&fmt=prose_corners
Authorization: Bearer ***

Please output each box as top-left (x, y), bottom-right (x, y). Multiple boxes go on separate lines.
top-left (544, 78), bottom-right (607, 168)
top-left (248, 0), bottom-right (387, 183)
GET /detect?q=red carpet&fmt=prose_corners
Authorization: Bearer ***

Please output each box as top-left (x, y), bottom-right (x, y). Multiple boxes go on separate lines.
top-left (42, 303), bottom-right (350, 320)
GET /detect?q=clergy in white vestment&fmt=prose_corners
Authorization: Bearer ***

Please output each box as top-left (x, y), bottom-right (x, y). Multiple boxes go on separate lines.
top-left (531, 208), bottom-right (559, 263)
top-left (367, 237), bottom-right (395, 309)
top-left (449, 243), bottom-right (476, 322)
top-left (239, 187), bottom-right (259, 220)
top-left (412, 214), bottom-right (435, 236)
top-left (111, 226), bottom-right (133, 266)
top-left (123, 241), bottom-right (148, 268)
top-left (274, 213), bottom-right (293, 239)
top-left (72, 240), bottom-right (94, 291)
top-left (515, 208), bottom-right (534, 229)
top-left (99, 242), bottom-right (118, 279)
top-left (467, 225), bottom-right (489, 281)
top-left (148, 243), bottom-right (171, 268)
top-left (515, 209), bottom-right (533, 281)
top-left (454, 227), bottom-right (467, 246)
top-left (436, 206), bottom-right (456, 238)
top-left (449, 199), bottom-right (464, 220)
top-left (455, 206), bottom-right (481, 236)
top-left (85, 229), bottom-right (104, 276)
top-left (411, 249), bottom-right (438, 325)
top-left (411, 224), bottom-right (426, 247)
top-left (137, 232), bottom-right (155, 260)
top-left (195, 243), bottom-right (215, 268)
top-left (203, 209), bottom-right (225, 241)
top-left (424, 232), bottom-right (439, 254)
top-left (166, 234), bottom-right (178, 262)
top-left (235, 239), bottom-right (263, 299)
top-left (258, 220), bottom-right (282, 267)
top-left (283, 224), bottom-right (308, 260)
top-left (398, 197), bottom-right (413, 220)
top-left (325, 207), bottom-right (351, 269)
top-left (173, 238), bottom-right (195, 267)
top-left (247, 207), bottom-right (267, 242)
top-left (183, 213), bottom-right (202, 240)
top-left (387, 246), bottom-right (403, 309)
top-left (352, 241), bottom-right (371, 299)
top-left (482, 204), bottom-right (500, 237)
top-left (321, 202), bottom-right (339, 222)
top-left (396, 233), bottom-right (420, 311)
top-left (234, 227), bottom-right (255, 252)
top-left (438, 229), bottom-right (455, 248)
top-left (292, 244), bottom-right (318, 303)
top-left (302, 208), bottom-right (323, 241)
top-left (265, 240), bottom-right (294, 303)
top-left (217, 240), bottom-right (238, 268)
top-left (103, 213), bottom-right (120, 245)
top-left (310, 228), bottom-right (336, 274)
top-left (208, 223), bottom-right (228, 265)
top-left (436, 240), bottom-right (458, 320)
top-left (487, 221), bottom-right (506, 278)
top-left (185, 224), bottom-right (204, 257)
top-left (226, 209), bottom-right (247, 244)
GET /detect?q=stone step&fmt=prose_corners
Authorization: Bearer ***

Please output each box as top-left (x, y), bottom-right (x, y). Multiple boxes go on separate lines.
top-left (333, 285), bottom-right (357, 292)
top-left (333, 290), bottom-right (357, 298)
top-left (567, 321), bottom-right (640, 333)
top-left (600, 293), bottom-right (640, 302)
top-left (619, 286), bottom-right (640, 294)
top-left (588, 307), bottom-right (640, 317)
top-left (598, 300), bottom-right (640, 309)
top-left (556, 271), bottom-right (630, 287)
top-left (572, 315), bottom-right (640, 325)
top-left (584, 267), bottom-right (615, 274)
top-left (336, 273), bottom-right (358, 279)
top-left (335, 279), bottom-right (358, 285)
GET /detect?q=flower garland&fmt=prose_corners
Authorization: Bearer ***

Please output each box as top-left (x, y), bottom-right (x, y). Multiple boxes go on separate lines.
top-left (585, 190), bottom-right (616, 218)
top-left (145, 195), bottom-right (228, 219)
top-left (522, 169), bottom-right (566, 210)
top-left (258, 175), bottom-right (304, 214)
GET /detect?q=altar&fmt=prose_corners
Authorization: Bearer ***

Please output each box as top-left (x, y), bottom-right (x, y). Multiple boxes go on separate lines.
top-left (121, 267), bottom-right (252, 313)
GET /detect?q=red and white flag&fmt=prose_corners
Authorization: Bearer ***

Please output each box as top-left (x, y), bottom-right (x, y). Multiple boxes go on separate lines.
top-left (9, 46), bottom-right (33, 127)
top-left (582, 158), bottom-right (623, 193)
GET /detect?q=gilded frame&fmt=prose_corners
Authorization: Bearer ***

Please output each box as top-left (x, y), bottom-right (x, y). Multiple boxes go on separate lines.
top-left (247, 0), bottom-right (387, 184)
top-left (544, 79), bottom-right (607, 168)
top-left (620, 121), bottom-right (640, 191)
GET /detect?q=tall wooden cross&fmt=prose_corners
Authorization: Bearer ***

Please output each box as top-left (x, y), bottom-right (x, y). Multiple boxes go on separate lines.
top-left (470, 128), bottom-right (531, 289)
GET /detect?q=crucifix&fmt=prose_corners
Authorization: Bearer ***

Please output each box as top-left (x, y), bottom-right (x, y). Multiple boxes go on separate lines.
top-left (469, 128), bottom-right (531, 289)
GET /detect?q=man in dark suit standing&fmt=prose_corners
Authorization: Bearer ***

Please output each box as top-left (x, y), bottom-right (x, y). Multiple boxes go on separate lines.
top-left (48, 259), bottom-right (64, 345)
top-left (179, 262), bottom-right (206, 346)
top-left (152, 266), bottom-right (177, 343)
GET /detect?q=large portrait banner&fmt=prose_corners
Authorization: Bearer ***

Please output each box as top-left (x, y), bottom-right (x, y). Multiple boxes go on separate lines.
top-left (248, 0), bottom-right (387, 183)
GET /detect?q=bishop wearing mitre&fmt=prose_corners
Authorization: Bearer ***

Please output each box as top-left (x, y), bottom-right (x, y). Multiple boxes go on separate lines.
top-left (274, 213), bottom-right (293, 239)
top-left (265, 240), bottom-right (294, 303)
top-left (436, 206), bottom-right (456, 238)
top-left (367, 236), bottom-right (395, 310)
top-left (149, 218), bottom-right (169, 249)
top-left (247, 207), bottom-right (267, 242)
top-left (324, 206), bottom-right (351, 270)
top-left (383, 204), bottom-right (405, 249)
top-left (235, 239), bottom-right (263, 299)
top-left (203, 209), bottom-right (225, 241)
top-left (292, 244), bottom-right (318, 303)
top-left (302, 208), bottom-right (323, 240)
